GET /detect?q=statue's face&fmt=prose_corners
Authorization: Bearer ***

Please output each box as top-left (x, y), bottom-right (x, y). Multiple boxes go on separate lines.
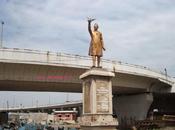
top-left (94, 23), bottom-right (98, 31)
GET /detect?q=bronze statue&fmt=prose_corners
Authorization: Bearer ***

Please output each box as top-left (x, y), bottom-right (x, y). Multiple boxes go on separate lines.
top-left (87, 17), bottom-right (105, 68)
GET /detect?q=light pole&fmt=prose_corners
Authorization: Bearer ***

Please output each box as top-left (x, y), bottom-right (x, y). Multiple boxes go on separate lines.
top-left (1, 21), bottom-right (4, 48)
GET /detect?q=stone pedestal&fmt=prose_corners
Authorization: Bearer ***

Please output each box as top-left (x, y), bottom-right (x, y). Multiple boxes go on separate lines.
top-left (79, 68), bottom-right (118, 130)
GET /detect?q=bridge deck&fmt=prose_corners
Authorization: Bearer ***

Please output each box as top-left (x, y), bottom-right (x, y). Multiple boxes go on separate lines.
top-left (0, 48), bottom-right (174, 93)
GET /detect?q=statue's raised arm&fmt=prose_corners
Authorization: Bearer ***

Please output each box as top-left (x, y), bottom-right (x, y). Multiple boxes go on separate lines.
top-left (87, 17), bottom-right (95, 38)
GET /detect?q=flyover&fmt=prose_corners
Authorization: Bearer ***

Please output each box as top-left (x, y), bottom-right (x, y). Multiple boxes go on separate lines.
top-left (0, 47), bottom-right (174, 94)
top-left (0, 100), bottom-right (82, 114)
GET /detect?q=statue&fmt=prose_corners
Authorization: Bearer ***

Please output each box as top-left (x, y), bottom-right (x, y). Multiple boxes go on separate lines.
top-left (87, 17), bottom-right (105, 68)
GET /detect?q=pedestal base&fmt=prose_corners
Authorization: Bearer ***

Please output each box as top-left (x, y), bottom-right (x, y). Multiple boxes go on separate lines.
top-left (80, 114), bottom-right (118, 126)
top-left (80, 114), bottom-right (118, 130)
top-left (79, 68), bottom-right (118, 130)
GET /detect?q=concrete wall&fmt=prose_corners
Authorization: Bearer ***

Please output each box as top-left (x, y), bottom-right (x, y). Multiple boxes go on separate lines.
top-left (113, 93), bottom-right (153, 122)
top-left (8, 112), bottom-right (48, 124)
top-left (171, 78), bottom-right (175, 92)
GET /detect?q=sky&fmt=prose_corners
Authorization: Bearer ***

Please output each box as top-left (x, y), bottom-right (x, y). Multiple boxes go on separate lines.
top-left (0, 0), bottom-right (175, 108)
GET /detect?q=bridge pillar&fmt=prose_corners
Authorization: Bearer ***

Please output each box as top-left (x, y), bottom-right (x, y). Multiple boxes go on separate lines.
top-left (79, 68), bottom-right (118, 130)
top-left (113, 93), bottom-right (153, 124)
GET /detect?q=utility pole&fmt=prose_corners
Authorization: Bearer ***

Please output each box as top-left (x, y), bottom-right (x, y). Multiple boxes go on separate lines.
top-left (49, 96), bottom-right (50, 105)
top-left (0, 21), bottom-right (4, 48)
top-left (6, 100), bottom-right (9, 110)
top-left (13, 95), bottom-right (15, 108)
top-left (66, 93), bottom-right (70, 102)
top-left (164, 68), bottom-right (167, 76)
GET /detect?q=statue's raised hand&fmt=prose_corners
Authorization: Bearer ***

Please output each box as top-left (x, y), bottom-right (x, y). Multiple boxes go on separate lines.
top-left (87, 17), bottom-right (95, 22)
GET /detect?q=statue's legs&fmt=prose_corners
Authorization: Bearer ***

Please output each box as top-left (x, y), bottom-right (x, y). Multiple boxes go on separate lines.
top-left (92, 56), bottom-right (96, 67)
top-left (97, 56), bottom-right (100, 67)
top-left (92, 56), bottom-right (101, 67)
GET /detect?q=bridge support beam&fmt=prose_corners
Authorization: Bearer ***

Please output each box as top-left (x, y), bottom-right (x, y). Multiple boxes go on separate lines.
top-left (113, 93), bottom-right (153, 124)
top-left (79, 68), bottom-right (118, 130)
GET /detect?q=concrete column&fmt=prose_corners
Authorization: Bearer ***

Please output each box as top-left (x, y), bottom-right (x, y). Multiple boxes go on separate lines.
top-left (113, 93), bottom-right (153, 124)
top-left (79, 68), bottom-right (118, 130)
top-left (171, 81), bottom-right (175, 92)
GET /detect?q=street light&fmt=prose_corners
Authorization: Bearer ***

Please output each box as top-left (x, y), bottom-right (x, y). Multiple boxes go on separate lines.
top-left (1, 21), bottom-right (4, 48)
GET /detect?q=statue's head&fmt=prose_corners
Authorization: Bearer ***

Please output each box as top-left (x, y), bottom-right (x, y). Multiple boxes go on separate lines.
top-left (94, 23), bottom-right (99, 31)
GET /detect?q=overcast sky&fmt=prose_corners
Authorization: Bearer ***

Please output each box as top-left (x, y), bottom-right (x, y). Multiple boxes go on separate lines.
top-left (0, 0), bottom-right (175, 108)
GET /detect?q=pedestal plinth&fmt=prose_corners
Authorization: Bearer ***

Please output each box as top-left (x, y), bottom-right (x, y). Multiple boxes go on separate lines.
top-left (79, 68), bottom-right (118, 130)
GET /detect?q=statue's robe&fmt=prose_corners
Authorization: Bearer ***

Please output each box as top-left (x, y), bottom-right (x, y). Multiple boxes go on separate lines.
top-left (88, 31), bottom-right (104, 57)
